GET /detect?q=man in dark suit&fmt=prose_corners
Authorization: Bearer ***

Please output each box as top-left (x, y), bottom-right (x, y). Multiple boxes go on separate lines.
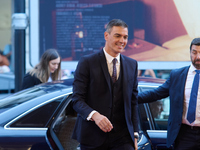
top-left (72, 19), bottom-right (139, 150)
top-left (138, 38), bottom-right (200, 150)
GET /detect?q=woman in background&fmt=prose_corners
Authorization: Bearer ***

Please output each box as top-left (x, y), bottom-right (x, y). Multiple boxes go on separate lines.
top-left (22, 49), bottom-right (61, 90)
top-left (0, 50), bottom-right (10, 73)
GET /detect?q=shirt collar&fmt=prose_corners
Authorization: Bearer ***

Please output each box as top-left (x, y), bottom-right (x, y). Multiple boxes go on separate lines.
top-left (189, 63), bottom-right (199, 73)
top-left (103, 47), bottom-right (120, 63)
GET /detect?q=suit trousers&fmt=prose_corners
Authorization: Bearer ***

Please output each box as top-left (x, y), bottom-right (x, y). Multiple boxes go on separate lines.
top-left (174, 124), bottom-right (200, 150)
top-left (80, 128), bottom-right (134, 150)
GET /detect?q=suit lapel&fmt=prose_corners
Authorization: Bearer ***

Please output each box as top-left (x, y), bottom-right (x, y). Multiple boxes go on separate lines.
top-left (121, 55), bottom-right (129, 100)
top-left (179, 66), bottom-right (190, 101)
top-left (99, 50), bottom-right (112, 92)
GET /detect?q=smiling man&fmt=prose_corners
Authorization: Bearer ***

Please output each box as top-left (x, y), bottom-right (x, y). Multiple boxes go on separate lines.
top-left (72, 19), bottom-right (139, 150)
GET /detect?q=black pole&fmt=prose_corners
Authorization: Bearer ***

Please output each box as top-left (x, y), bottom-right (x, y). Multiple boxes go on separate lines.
top-left (14, 0), bottom-right (25, 92)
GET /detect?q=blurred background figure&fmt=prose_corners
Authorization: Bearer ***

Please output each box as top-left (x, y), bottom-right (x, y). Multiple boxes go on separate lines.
top-left (3, 44), bottom-right (12, 62)
top-left (138, 69), bottom-right (156, 78)
top-left (149, 101), bottom-right (164, 119)
top-left (21, 49), bottom-right (61, 90)
top-left (61, 69), bottom-right (75, 79)
top-left (0, 50), bottom-right (10, 73)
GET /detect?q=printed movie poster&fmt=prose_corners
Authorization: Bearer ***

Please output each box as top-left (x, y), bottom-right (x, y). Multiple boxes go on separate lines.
top-left (39, 0), bottom-right (200, 62)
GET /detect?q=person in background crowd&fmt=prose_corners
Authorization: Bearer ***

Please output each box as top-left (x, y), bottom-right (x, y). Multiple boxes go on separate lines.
top-left (138, 69), bottom-right (156, 78)
top-left (3, 44), bottom-right (12, 62)
top-left (0, 50), bottom-right (9, 67)
top-left (138, 37), bottom-right (200, 150)
top-left (21, 49), bottom-right (61, 90)
top-left (149, 101), bottom-right (164, 119)
top-left (72, 19), bottom-right (139, 150)
top-left (0, 50), bottom-right (10, 73)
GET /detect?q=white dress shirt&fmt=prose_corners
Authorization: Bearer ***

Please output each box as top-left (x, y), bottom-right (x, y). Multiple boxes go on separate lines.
top-left (182, 64), bottom-right (200, 126)
top-left (103, 48), bottom-right (120, 79)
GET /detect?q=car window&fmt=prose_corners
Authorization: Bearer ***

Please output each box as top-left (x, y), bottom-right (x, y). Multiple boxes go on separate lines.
top-left (140, 86), bottom-right (170, 130)
top-left (10, 96), bottom-right (65, 128)
top-left (0, 83), bottom-right (70, 114)
top-left (148, 97), bottom-right (169, 130)
top-left (53, 98), bottom-right (79, 150)
top-left (138, 103), bottom-right (151, 130)
top-left (0, 88), bottom-right (46, 113)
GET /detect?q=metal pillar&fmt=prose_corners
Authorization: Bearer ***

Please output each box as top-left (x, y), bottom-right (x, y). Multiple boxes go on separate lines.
top-left (13, 0), bottom-right (26, 92)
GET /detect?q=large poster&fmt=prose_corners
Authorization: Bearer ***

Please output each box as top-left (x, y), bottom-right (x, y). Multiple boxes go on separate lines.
top-left (30, 0), bottom-right (200, 69)
top-left (39, 0), bottom-right (135, 60)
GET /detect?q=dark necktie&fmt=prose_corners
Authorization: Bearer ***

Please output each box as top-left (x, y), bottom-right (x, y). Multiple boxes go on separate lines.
top-left (112, 58), bottom-right (117, 83)
top-left (187, 70), bottom-right (200, 123)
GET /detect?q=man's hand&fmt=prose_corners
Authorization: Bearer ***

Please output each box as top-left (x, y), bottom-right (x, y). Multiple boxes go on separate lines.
top-left (91, 112), bottom-right (113, 132)
top-left (134, 138), bottom-right (138, 150)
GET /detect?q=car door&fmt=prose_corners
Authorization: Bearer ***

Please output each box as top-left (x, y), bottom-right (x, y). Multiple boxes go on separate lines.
top-left (139, 86), bottom-right (174, 150)
top-left (49, 94), bottom-right (79, 150)
top-left (0, 94), bottom-right (68, 150)
top-left (51, 95), bottom-right (154, 150)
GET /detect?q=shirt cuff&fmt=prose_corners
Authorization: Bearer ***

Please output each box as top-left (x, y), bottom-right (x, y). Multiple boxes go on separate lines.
top-left (134, 132), bottom-right (139, 136)
top-left (87, 110), bottom-right (97, 121)
top-left (134, 132), bottom-right (139, 139)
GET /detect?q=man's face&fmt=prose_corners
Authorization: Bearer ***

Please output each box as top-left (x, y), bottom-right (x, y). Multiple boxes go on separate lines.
top-left (104, 26), bottom-right (128, 57)
top-left (190, 45), bottom-right (200, 69)
top-left (151, 101), bottom-right (164, 119)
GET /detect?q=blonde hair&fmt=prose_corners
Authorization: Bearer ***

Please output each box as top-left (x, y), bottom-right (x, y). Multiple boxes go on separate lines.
top-left (30, 49), bottom-right (61, 83)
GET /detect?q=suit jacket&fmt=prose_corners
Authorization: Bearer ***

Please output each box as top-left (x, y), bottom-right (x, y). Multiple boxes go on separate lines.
top-left (138, 66), bottom-right (190, 147)
top-left (72, 50), bottom-right (139, 147)
top-left (21, 73), bottom-right (42, 90)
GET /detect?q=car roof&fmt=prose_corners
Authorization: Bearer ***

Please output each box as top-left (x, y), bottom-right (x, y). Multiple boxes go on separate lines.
top-left (29, 77), bottom-right (166, 92)
top-left (138, 77), bottom-right (166, 87)
top-left (0, 77), bottom-right (165, 125)
top-left (39, 77), bottom-right (165, 88)
top-left (138, 76), bottom-right (166, 84)
top-left (33, 78), bottom-right (74, 90)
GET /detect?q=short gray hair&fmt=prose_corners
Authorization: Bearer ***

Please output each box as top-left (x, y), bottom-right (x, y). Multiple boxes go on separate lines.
top-left (106, 19), bottom-right (128, 34)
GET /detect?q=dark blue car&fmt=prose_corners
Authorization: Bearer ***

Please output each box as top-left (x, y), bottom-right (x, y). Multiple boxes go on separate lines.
top-left (0, 77), bottom-right (172, 150)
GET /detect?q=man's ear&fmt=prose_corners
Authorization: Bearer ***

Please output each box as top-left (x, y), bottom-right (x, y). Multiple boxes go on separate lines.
top-left (104, 32), bottom-right (108, 41)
